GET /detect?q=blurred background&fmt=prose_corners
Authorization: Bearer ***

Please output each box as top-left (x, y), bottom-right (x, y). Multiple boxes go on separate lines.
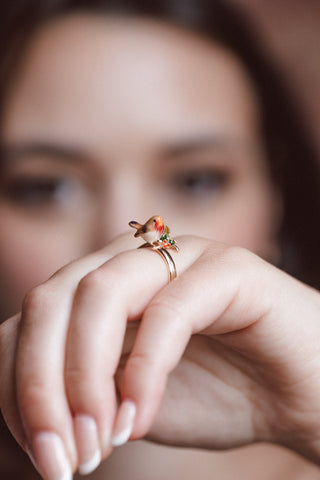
top-left (233, 0), bottom-right (320, 157)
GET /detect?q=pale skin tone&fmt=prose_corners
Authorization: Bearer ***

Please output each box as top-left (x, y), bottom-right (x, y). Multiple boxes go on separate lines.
top-left (0, 14), bottom-right (320, 480)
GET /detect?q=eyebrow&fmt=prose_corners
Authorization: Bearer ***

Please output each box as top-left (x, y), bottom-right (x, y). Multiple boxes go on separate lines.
top-left (0, 141), bottom-right (87, 164)
top-left (160, 134), bottom-right (243, 159)
top-left (0, 134), bottom-right (244, 166)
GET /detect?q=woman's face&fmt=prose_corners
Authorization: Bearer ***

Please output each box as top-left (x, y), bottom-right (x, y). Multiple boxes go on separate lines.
top-left (0, 14), bottom-right (279, 319)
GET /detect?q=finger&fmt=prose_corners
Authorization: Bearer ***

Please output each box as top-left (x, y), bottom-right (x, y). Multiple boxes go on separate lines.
top-left (16, 281), bottom-right (78, 479)
top-left (64, 245), bottom-right (183, 473)
top-left (49, 230), bottom-right (138, 283)
top-left (15, 232), bottom-right (136, 479)
top-left (0, 314), bottom-right (27, 450)
top-left (109, 236), bottom-right (210, 442)
top-left (118, 244), bottom-right (271, 440)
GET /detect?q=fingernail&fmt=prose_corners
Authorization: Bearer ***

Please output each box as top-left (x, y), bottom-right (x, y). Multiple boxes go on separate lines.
top-left (111, 400), bottom-right (136, 447)
top-left (33, 431), bottom-right (72, 480)
top-left (74, 414), bottom-right (101, 475)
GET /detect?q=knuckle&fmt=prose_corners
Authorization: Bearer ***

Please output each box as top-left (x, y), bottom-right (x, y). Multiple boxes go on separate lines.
top-left (129, 350), bottom-right (153, 367)
top-left (17, 380), bottom-right (68, 435)
top-left (217, 245), bottom-right (254, 268)
top-left (77, 269), bottom-right (117, 295)
top-left (126, 350), bottom-right (157, 376)
top-left (77, 270), bottom-right (105, 293)
top-left (148, 296), bottom-right (184, 322)
top-left (22, 284), bottom-right (50, 312)
top-left (223, 245), bottom-right (247, 261)
top-left (126, 349), bottom-right (170, 390)
top-left (201, 244), bottom-right (260, 286)
top-left (0, 315), bottom-right (19, 354)
top-left (48, 262), bottom-right (70, 280)
top-left (146, 298), bottom-right (189, 339)
top-left (77, 266), bottom-right (126, 297)
top-left (18, 379), bottom-right (52, 412)
top-left (65, 365), bottom-right (88, 387)
top-left (65, 366), bottom-right (104, 412)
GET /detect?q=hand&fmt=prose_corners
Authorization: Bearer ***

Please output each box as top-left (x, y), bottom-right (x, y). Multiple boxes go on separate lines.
top-left (1, 235), bottom-right (320, 480)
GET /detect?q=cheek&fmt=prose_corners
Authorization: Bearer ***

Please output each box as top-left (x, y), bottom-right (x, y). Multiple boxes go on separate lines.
top-left (203, 180), bottom-right (279, 258)
top-left (0, 212), bottom-right (92, 318)
top-left (168, 177), bottom-right (279, 260)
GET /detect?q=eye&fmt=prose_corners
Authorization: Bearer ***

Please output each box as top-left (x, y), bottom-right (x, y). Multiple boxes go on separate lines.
top-left (171, 169), bottom-right (229, 196)
top-left (1, 176), bottom-right (77, 208)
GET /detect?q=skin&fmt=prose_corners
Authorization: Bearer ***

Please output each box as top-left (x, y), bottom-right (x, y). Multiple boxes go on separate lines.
top-left (0, 14), bottom-right (279, 321)
top-left (0, 14), bottom-right (320, 480)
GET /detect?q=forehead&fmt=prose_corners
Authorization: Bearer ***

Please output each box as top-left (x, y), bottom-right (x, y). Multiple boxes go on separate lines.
top-left (2, 14), bottom-right (260, 147)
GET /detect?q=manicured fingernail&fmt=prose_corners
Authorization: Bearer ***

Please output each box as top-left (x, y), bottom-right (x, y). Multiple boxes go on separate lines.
top-left (74, 415), bottom-right (101, 475)
top-left (111, 400), bottom-right (136, 447)
top-left (33, 431), bottom-right (72, 480)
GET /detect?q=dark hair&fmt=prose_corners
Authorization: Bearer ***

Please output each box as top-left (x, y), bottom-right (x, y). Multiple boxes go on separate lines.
top-left (1, 0), bottom-right (319, 288)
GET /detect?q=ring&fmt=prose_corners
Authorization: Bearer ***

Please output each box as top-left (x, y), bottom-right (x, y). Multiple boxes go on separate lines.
top-left (129, 215), bottom-right (179, 283)
top-left (139, 243), bottom-right (177, 282)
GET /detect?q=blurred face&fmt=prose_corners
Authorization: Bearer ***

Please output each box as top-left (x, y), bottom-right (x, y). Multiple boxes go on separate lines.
top-left (0, 14), bottom-right (280, 319)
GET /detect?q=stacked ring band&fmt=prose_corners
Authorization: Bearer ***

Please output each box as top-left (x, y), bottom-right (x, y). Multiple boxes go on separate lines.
top-left (139, 243), bottom-right (177, 282)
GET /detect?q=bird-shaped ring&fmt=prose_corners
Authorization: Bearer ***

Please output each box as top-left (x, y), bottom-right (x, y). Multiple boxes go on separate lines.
top-left (129, 215), bottom-right (178, 282)
top-left (128, 215), bottom-right (179, 251)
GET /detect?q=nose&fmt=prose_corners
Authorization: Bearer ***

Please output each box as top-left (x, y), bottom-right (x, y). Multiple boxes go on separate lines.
top-left (89, 177), bottom-right (154, 249)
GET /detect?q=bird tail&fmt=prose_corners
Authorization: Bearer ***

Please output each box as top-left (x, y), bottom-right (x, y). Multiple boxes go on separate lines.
top-left (129, 220), bottom-right (142, 230)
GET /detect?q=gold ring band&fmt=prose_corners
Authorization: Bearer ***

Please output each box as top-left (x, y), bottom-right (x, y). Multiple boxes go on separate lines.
top-left (139, 243), bottom-right (177, 282)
